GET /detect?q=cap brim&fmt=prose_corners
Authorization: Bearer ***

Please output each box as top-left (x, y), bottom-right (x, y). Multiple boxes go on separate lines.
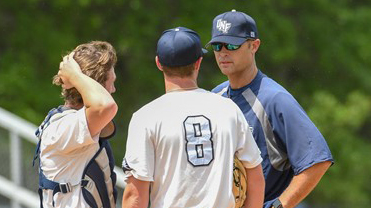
top-left (205, 36), bottom-right (247, 47)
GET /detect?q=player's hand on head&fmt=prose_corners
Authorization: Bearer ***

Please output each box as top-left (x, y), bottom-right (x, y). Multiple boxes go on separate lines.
top-left (58, 52), bottom-right (81, 89)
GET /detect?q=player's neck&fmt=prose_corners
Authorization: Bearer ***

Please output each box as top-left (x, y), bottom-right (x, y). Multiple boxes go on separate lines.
top-left (164, 77), bottom-right (198, 93)
top-left (228, 64), bottom-right (258, 89)
top-left (64, 102), bottom-right (83, 110)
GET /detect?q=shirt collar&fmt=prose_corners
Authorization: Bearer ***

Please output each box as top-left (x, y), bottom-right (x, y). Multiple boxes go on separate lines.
top-left (227, 70), bottom-right (264, 98)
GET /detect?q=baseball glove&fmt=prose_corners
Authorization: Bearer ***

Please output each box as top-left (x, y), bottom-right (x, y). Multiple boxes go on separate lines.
top-left (233, 156), bottom-right (247, 208)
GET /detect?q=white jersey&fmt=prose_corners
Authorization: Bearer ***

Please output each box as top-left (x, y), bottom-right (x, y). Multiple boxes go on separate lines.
top-left (40, 107), bottom-right (100, 208)
top-left (123, 89), bottom-right (262, 208)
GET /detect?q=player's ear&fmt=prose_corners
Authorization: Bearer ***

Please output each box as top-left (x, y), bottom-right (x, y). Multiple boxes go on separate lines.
top-left (251, 39), bottom-right (260, 53)
top-left (155, 56), bottom-right (163, 71)
top-left (194, 57), bottom-right (203, 71)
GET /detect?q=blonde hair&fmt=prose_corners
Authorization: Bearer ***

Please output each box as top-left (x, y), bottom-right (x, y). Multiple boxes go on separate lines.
top-left (53, 41), bottom-right (117, 106)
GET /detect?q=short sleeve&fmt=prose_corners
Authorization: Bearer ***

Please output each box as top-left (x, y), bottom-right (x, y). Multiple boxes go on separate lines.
top-left (269, 92), bottom-right (333, 175)
top-left (122, 112), bottom-right (155, 182)
top-left (235, 107), bottom-right (263, 169)
top-left (47, 107), bottom-right (98, 153)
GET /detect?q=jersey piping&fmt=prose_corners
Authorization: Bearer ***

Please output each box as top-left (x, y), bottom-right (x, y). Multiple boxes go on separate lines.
top-left (242, 88), bottom-right (290, 171)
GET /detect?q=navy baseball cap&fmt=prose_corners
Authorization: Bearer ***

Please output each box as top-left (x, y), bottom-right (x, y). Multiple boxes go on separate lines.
top-left (206, 9), bottom-right (258, 47)
top-left (157, 27), bottom-right (207, 67)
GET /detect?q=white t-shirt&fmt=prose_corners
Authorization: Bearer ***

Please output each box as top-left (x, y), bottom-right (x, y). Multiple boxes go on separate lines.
top-left (40, 107), bottom-right (100, 208)
top-left (123, 89), bottom-right (262, 208)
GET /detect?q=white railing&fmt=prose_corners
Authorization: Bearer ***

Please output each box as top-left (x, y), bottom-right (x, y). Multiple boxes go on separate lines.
top-left (0, 107), bottom-right (126, 208)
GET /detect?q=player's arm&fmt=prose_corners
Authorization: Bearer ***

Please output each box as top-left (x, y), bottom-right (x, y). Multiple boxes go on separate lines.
top-left (59, 53), bottom-right (117, 137)
top-left (275, 161), bottom-right (331, 208)
top-left (244, 164), bottom-right (265, 208)
top-left (122, 176), bottom-right (150, 208)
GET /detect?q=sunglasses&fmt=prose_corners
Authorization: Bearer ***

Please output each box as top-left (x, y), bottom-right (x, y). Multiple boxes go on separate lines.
top-left (211, 43), bottom-right (241, 52)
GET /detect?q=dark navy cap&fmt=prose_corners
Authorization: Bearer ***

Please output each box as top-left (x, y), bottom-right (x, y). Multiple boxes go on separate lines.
top-left (157, 27), bottom-right (207, 67)
top-left (206, 9), bottom-right (258, 47)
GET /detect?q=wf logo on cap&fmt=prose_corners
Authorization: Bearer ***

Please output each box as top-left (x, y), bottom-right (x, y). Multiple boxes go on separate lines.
top-left (216, 19), bottom-right (231, 34)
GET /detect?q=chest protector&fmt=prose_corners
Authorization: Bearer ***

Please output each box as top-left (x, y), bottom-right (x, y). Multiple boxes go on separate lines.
top-left (33, 106), bottom-right (117, 208)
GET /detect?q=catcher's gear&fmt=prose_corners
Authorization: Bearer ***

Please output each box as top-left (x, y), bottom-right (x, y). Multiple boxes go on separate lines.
top-left (233, 156), bottom-right (248, 208)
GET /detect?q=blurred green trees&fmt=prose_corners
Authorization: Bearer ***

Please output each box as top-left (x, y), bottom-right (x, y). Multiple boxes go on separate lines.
top-left (1, 0), bottom-right (370, 207)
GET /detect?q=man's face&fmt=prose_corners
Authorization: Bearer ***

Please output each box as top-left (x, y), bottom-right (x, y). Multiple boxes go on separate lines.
top-left (105, 67), bottom-right (116, 94)
top-left (213, 40), bottom-right (257, 76)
